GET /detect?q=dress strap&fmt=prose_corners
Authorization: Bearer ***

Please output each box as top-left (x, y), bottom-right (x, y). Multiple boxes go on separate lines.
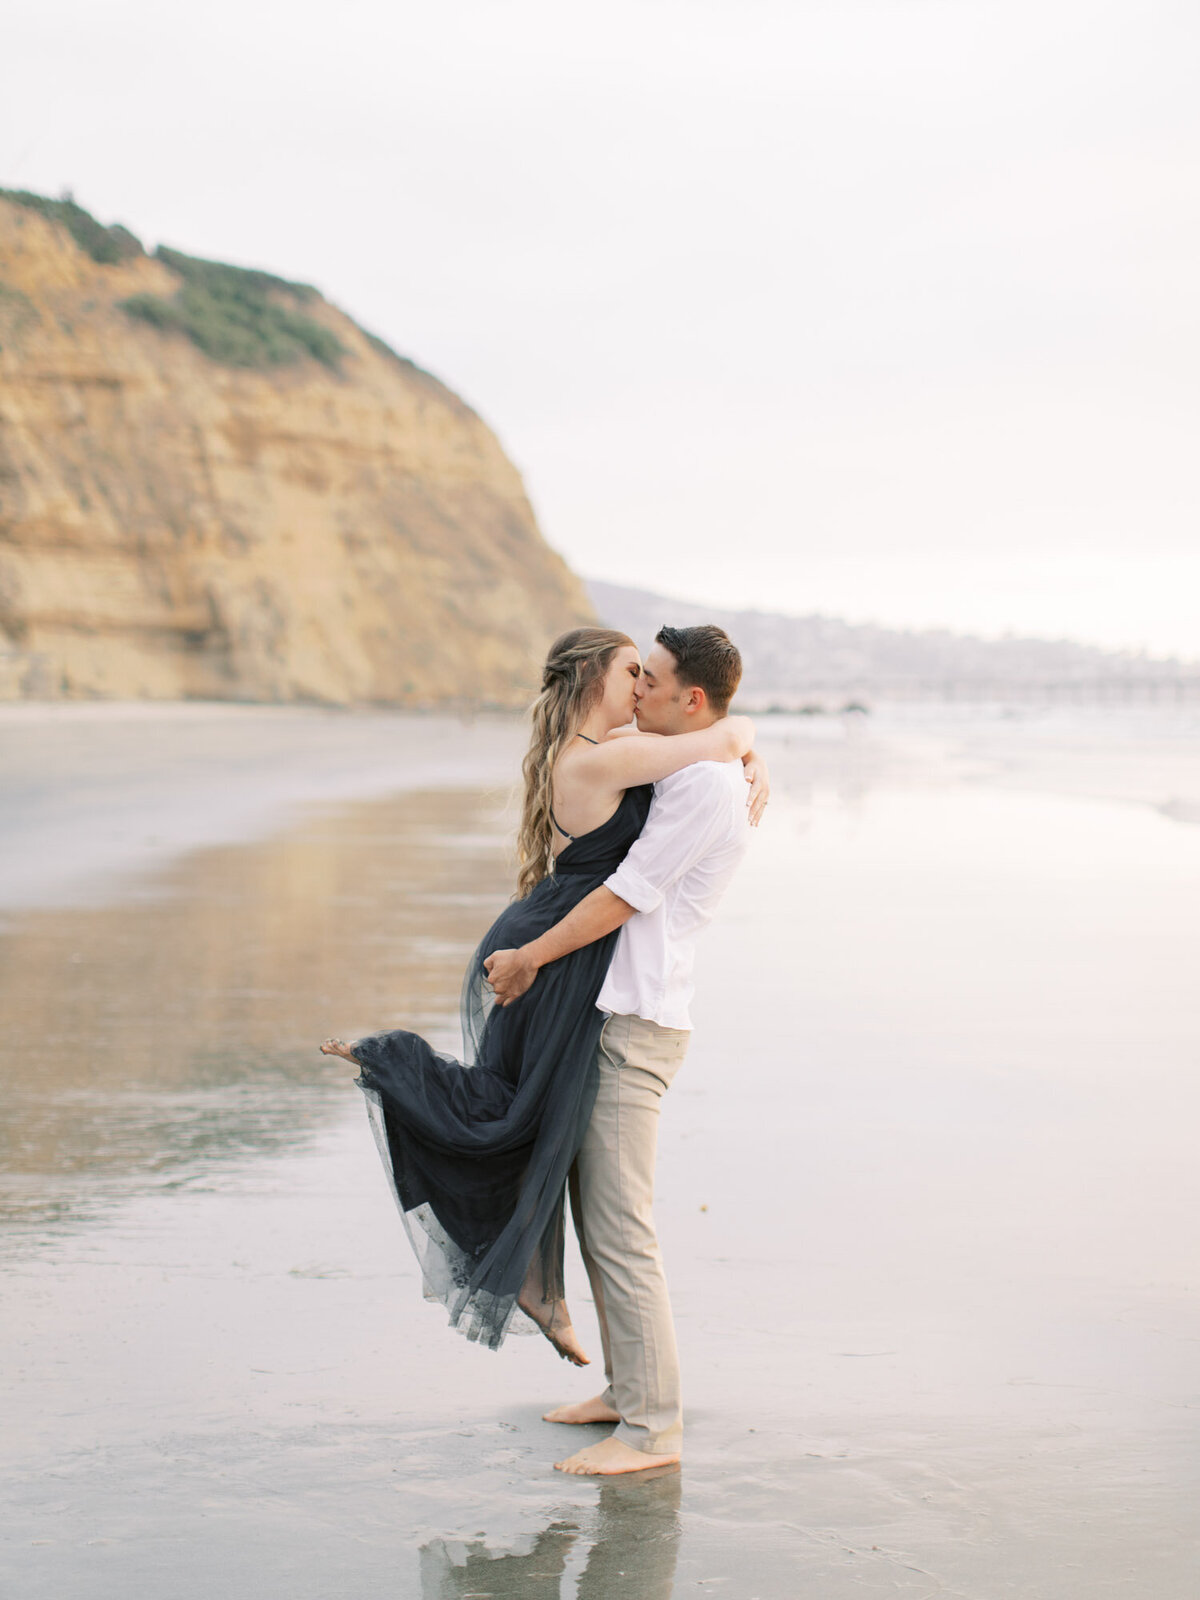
top-left (575, 733), bottom-right (599, 744)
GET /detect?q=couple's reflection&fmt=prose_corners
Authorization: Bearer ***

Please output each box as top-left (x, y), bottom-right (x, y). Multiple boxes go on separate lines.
top-left (419, 1466), bottom-right (682, 1599)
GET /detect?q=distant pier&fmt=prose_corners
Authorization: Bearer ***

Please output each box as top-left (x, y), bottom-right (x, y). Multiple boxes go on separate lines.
top-left (747, 676), bottom-right (1200, 713)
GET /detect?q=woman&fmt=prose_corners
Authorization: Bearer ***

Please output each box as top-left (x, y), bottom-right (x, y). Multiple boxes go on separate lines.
top-left (321, 627), bottom-right (763, 1364)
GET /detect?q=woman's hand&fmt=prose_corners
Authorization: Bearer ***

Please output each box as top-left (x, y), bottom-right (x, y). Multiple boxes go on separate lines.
top-left (483, 946), bottom-right (539, 1006)
top-left (742, 749), bottom-right (771, 826)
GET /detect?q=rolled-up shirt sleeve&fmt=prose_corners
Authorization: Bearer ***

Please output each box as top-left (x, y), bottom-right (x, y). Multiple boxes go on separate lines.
top-left (604, 765), bottom-right (732, 913)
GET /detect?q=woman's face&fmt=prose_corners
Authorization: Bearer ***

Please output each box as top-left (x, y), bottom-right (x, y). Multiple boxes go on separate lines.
top-left (597, 645), bottom-right (642, 726)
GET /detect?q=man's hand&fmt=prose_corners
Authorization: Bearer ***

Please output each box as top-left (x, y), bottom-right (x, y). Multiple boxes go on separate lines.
top-left (483, 887), bottom-right (635, 1006)
top-left (743, 751), bottom-right (771, 826)
top-left (483, 946), bottom-right (539, 1006)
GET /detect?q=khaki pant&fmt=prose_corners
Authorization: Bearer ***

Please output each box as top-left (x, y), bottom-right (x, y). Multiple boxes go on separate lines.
top-left (569, 1011), bottom-right (690, 1455)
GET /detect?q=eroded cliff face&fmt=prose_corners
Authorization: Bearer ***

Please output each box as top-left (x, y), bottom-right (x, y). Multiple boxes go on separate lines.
top-left (0, 197), bottom-right (591, 705)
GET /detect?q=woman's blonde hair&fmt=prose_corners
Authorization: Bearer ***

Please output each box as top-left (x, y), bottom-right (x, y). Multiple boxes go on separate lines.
top-left (516, 626), bottom-right (636, 898)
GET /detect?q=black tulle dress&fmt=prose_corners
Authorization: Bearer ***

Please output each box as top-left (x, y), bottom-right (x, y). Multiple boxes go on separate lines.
top-left (352, 783), bottom-right (652, 1351)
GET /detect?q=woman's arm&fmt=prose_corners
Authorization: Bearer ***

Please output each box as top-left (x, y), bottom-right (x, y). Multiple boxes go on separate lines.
top-left (577, 715), bottom-right (755, 789)
top-left (606, 723), bottom-right (768, 821)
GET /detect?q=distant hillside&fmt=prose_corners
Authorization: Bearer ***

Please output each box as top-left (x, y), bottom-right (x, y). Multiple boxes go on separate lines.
top-left (588, 580), bottom-right (1200, 706)
top-left (0, 190), bottom-right (592, 705)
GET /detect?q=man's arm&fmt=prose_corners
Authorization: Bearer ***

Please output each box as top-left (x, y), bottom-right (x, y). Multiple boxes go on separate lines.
top-left (484, 887), bottom-right (635, 1005)
top-left (485, 766), bottom-right (735, 1006)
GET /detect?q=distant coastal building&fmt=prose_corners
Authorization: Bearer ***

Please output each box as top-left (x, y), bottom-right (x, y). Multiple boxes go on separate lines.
top-left (588, 580), bottom-right (1200, 711)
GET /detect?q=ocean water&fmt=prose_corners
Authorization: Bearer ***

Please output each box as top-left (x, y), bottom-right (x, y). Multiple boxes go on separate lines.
top-left (2, 706), bottom-right (1198, 1598)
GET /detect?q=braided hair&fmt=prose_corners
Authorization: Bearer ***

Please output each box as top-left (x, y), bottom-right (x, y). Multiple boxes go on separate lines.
top-left (516, 627), bottom-right (635, 898)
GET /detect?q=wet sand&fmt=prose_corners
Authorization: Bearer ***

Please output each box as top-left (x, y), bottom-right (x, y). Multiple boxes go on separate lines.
top-left (2, 704), bottom-right (1199, 1597)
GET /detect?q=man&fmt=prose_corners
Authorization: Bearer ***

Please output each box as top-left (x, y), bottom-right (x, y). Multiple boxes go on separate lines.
top-left (485, 624), bottom-right (763, 1477)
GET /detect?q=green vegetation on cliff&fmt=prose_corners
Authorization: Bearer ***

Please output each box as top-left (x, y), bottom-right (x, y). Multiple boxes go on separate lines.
top-left (0, 188), bottom-right (143, 264)
top-left (122, 247), bottom-right (345, 372)
top-left (2, 190), bottom-right (345, 371)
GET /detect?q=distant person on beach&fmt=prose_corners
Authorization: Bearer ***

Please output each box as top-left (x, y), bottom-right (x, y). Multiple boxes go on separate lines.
top-left (321, 624), bottom-right (765, 1475)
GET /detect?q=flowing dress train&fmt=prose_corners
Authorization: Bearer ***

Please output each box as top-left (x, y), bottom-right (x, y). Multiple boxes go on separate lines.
top-left (352, 783), bottom-right (652, 1350)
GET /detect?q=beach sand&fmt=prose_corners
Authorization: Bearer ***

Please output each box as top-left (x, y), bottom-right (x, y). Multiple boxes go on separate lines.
top-left (2, 702), bottom-right (1198, 1597)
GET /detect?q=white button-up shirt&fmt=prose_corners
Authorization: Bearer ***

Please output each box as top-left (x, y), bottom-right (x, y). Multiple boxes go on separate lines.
top-left (596, 760), bottom-right (750, 1031)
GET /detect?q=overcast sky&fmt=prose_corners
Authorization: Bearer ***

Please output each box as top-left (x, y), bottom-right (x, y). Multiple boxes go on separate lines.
top-left (3, 0), bottom-right (1197, 657)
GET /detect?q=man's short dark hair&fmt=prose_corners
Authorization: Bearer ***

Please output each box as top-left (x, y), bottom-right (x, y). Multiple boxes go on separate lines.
top-left (654, 624), bottom-right (742, 715)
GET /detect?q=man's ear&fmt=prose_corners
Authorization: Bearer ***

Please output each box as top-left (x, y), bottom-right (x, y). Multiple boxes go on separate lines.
top-left (683, 684), bottom-right (707, 716)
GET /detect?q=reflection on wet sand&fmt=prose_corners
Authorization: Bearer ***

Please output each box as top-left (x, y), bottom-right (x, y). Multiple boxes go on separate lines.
top-left (573, 1470), bottom-right (681, 1600)
top-left (421, 1470), bottom-right (682, 1600)
top-left (421, 1523), bottom-right (577, 1600)
top-left (0, 788), bottom-right (513, 1239)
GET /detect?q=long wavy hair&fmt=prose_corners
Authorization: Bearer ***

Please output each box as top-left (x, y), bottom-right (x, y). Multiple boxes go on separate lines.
top-left (516, 626), bottom-right (636, 898)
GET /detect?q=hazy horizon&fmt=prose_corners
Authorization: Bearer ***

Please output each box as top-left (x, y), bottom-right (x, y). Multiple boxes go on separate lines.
top-left (4, 0), bottom-right (1197, 658)
top-left (584, 576), bottom-right (1199, 664)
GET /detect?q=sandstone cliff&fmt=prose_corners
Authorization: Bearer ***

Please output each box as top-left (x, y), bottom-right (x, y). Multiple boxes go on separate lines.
top-left (0, 193), bottom-right (592, 706)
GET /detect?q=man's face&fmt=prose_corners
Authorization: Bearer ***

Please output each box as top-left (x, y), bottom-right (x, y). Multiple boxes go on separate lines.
top-left (633, 643), bottom-right (690, 735)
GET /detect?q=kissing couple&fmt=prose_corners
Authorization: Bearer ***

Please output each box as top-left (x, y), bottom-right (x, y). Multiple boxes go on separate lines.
top-left (322, 622), bottom-right (767, 1476)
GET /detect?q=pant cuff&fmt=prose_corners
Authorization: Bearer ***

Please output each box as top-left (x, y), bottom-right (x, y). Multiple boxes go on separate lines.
top-left (614, 1421), bottom-right (683, 1456)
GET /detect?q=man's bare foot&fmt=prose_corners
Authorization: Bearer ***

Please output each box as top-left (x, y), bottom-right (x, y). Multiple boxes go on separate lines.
top-left (320, 1038), bottom-right (360, 1065)
top-left (518, 1294), bottom-right (590, 1367)
top-left (554, 1436), bottom-right (680, 1476)
top-left (543, 1394), bottom-right (621, 1425)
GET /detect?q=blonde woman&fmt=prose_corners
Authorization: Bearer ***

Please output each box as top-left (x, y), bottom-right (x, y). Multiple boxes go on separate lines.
top-left (321, 627), bottom-right (764, 1363)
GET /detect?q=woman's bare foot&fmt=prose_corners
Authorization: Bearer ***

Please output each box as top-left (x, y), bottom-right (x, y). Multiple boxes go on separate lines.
top-left (543, 1394), bottom-right (621, 1425)
top-left (518, 1293), bottom-right (590, 1367)
top-left (320, 1038), bottom-right (360, 1065)
top-left (554, 1437), bottom-right (680, 1476)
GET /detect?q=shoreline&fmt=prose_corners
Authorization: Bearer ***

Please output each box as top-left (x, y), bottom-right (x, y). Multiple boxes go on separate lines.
top-left (6, 699), bottom-right (1199, 915)
top-left (5, 699), bottom-right (1198, 915)
top-left (0, 702), bottom-right (527, 912)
